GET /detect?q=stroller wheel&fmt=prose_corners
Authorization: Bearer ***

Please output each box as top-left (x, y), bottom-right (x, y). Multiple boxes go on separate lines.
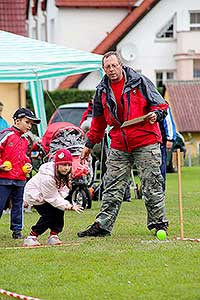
top-left (70, 186), bottom-right (92, 209)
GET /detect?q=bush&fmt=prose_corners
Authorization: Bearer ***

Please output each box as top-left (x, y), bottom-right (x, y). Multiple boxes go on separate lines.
top-left (26, 88), bottom-right (95, 122)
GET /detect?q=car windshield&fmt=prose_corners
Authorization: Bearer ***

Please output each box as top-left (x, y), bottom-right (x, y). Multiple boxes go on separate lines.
top-left (50, 107), bottom-right (87, 126)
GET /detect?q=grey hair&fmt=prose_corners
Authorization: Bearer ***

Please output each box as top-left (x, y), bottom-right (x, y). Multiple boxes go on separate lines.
top-left (102, 51), bottom-right (122, 67)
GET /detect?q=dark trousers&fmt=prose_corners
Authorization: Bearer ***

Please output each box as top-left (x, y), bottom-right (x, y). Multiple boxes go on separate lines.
top-left (0, 185), bottom-right (24, 231)
top-left (32, 203), bottom-right (64, 236)
top-left (160, 144), bottom-right (167, 192)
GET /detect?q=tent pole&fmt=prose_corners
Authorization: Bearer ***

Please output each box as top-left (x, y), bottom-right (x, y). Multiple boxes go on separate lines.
top-left (29, 80), bottom-right (47, 137)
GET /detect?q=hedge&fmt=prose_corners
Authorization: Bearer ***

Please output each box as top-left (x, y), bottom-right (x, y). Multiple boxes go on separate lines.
top-left (26, 88), bottom-right (95, 122)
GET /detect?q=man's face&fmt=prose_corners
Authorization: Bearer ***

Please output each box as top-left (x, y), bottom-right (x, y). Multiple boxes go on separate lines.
top-left (103, 55), bottom-right (123, 83)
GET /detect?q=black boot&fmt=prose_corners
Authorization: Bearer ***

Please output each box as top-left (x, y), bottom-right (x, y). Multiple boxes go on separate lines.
top-left (77, 222), bottom-right (111, 238)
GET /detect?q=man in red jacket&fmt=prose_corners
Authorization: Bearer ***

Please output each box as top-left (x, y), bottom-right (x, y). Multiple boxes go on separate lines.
top-left (0, 108), bottom-right (41, 239)
top-left (78, 51), bottom-right (169, 238)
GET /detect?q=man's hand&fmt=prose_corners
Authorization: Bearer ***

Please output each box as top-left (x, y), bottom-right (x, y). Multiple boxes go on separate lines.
top-left (145, 112), bottom-right (157, 124)
top-left (80, 147), bottom-right (92, 164)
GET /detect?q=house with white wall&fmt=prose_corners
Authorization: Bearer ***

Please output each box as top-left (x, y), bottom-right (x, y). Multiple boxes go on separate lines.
top-left (56, 0), bottom-right (200, 90)
top-left (26, 0), bottom-right (200, 89)
top-left (27, 0), bottom-right (145, 90)
top-left (26, 0), bottom-right (200, 157)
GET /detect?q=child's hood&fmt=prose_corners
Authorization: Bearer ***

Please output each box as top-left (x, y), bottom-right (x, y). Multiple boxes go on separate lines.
top-left (38, 161), bottom-right (55, 177)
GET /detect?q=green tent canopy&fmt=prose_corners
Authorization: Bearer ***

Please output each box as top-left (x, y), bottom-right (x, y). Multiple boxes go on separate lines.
top-left (0, 30), bottom-right (103, 135)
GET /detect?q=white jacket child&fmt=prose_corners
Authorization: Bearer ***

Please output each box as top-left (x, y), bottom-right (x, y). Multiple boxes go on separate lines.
top-left (24, 162), bottom-right (72, 211)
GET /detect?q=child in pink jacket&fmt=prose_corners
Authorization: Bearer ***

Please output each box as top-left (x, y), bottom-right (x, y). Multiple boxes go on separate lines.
top-left (23, 148), bottom-right (83, 247)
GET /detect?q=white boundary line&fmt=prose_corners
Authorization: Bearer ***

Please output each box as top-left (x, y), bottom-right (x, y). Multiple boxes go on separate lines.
top-left (141, 239), bottom-right (173, 244)
top-left (173, 236), bottom-right (200, 242)
top-left (141, 237), bottom-right (200, 244)
top-left (0, 242), bottom-right (80, 250)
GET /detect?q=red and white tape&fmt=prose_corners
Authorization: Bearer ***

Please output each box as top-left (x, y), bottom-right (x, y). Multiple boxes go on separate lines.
top-left (0, 288), bottom-right (41, 300)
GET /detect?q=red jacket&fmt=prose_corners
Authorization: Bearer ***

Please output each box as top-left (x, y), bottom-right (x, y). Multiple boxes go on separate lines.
top-left (86, 66), bottom-right (168, 152)
top-left (0, 126), bottom-right (31, 181)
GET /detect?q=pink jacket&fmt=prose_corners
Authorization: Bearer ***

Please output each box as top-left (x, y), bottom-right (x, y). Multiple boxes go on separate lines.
top-left (23, 162), bottom-right (71, 211)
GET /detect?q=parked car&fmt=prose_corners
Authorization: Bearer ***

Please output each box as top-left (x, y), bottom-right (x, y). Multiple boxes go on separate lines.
top-left (166, 132), bottom-right (186, 173)
top-left (48, 102), bottom-right (88, 126)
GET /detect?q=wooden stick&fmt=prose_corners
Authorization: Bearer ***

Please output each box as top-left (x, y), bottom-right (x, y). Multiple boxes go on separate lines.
top-left (177, 149), bottom-right (184, 239)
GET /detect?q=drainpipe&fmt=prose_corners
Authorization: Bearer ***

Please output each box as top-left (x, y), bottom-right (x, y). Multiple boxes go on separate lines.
top-left (33, 15), bottom-right (39, 39)
top-left (43, 10), bottom-right (48, 41)
top-left (18, 83), bottom-right (22, 108)
top-left (42, 9), bottom-right (49, 90)
top-left (42, 0), bottom-right (49, 89)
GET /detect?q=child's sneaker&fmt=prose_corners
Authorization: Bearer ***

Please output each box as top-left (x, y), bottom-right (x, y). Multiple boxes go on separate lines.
top-left (23, 236), bottom-right (40, 247)
top-left (47, 235), bottom-right (62, 245)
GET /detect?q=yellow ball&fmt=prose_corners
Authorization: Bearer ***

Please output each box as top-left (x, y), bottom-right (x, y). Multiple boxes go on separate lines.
top-left (22, 165), bottom-right (29, 173)
top-left (3, 160), bottom-right (12, 170)
top-left (156, 229), bottom-right (167, 241)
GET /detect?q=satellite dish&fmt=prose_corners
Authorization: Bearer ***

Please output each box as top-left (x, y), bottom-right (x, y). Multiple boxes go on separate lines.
top-left (119, 43), bottom-right (137, 62)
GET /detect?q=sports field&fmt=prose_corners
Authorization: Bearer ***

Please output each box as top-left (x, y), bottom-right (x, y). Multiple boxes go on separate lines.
top-left (0, 166), bottom-right (199, 300)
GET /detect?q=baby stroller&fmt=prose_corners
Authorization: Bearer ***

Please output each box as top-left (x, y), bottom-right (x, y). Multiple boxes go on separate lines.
top-left (28, 123), bottom-right (69, 173)
top-left (45, 122), bottom-right (92, 209)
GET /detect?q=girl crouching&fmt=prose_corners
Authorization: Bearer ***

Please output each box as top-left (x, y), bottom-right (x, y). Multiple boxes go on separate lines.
top-left (23, 148), bottom-right (83, 247)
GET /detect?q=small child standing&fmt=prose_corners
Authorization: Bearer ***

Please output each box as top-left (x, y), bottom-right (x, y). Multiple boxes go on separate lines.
top-left (23, 148), bottom-right (83, 247)
top-left (0, 107), bottom-right (41, 239)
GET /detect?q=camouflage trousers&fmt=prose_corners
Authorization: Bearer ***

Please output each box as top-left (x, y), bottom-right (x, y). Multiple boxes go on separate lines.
top-left (95, 143), bottom-right (168, 232)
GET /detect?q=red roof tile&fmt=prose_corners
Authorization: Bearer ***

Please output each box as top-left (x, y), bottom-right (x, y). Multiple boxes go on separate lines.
top-left (56, 0), bottom-right (137, 8)
top-left (0, 0), bottom-right (26, 36)
top-left (0, 0), bottom-right (27, 36)
top-left (59, 0), bottom-right (159, 89)
top-left (93, 0), bottom-right (158, 53)
top-left (165, 80), bottom-right (200, 132)
top-left (58, 74), bottom-right (84, 89)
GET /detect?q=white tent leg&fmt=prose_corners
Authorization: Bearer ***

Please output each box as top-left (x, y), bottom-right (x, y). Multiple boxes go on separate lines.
top-left (29, 80), bottom-right (47, 137)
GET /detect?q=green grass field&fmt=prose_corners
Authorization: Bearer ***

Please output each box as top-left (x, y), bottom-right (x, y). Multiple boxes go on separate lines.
top-left (0, 167), bottom-right (200, 300)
